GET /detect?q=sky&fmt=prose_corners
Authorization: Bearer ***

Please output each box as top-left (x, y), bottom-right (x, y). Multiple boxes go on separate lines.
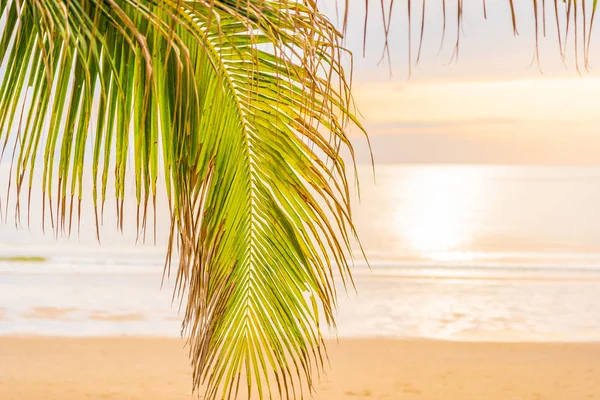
top-left (1, 1), bottom-right (599, 165)
top-left (320, 0), bottom-right (600, 165)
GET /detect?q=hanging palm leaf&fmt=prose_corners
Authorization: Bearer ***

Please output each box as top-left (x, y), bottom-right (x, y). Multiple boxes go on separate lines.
top-left (349, 0), bottom-right (597, 72)
top-left (0, 0), bottom-right (363, 398)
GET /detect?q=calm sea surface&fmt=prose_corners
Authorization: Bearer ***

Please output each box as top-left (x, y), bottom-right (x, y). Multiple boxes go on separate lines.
top-left (2, 165), bottom-right (600, 341)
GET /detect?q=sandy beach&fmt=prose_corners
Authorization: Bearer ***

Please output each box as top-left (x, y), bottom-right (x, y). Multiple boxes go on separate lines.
top-left (1, 337), bottom-right (599, 399)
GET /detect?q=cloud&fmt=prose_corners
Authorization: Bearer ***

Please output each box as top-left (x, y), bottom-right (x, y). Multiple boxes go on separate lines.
top-left (363, 118), bottom-right (524, 134)
top-left (349, 131), bottom-right (600, 165)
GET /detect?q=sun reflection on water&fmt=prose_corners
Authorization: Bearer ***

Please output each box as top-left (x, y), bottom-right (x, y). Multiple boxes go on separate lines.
top-left (394, 167), bottom-right (488, 261)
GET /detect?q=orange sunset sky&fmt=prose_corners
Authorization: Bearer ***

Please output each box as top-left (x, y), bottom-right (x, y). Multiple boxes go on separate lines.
top-left (323, 0), bottom-right (600, 165)
top-left (1, 1), bottom-right (598, 166)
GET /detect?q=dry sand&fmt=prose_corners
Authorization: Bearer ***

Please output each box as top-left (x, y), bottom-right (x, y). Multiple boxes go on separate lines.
top-left (1, 337), bottom-right (599, 399)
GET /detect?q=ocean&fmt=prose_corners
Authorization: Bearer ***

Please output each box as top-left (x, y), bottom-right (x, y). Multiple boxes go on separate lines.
top-left (2, 165), bottom-right (600, 341)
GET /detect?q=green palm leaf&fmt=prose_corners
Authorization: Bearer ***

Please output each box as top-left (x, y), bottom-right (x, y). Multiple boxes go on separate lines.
top-left (0, 0), bottom-right (362, 398)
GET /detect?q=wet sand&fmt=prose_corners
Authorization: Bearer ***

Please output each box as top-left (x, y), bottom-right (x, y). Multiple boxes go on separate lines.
top-left (22, 307), bottom-right (79, 320)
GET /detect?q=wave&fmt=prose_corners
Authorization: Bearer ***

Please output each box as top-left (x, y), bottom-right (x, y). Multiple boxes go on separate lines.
top-left (4, 246), bottom-right (600, 280)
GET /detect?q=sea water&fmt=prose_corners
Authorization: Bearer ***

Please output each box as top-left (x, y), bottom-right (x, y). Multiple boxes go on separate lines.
top-left (2, 165), bottom-right (600, 341)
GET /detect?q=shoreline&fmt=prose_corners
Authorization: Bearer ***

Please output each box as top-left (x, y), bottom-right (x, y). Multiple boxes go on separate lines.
top-left (5, 333), bottom-right (600, 344)
top-left (1, 336), bottom-right (599, 399)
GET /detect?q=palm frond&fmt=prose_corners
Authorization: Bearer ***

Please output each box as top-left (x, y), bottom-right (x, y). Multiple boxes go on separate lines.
top-left (0, 0), bottom-right (362, 398)
top-left (348, 0), bottom-right (598, 71)
top-left (171, 7), bottom-right (363, 398)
